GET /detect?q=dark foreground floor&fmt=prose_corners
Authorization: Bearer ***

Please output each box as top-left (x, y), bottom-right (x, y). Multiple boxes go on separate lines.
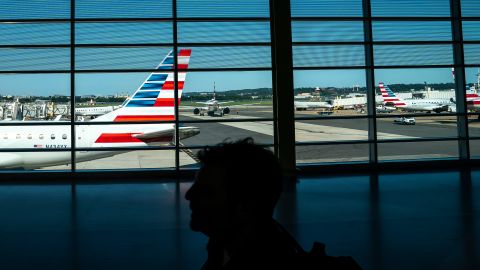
top-left (0, 169), bottom-right (478, 270)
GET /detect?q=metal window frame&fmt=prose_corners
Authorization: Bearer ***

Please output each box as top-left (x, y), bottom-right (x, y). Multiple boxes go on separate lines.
top-left (0, 0), bottom-right (478, 181)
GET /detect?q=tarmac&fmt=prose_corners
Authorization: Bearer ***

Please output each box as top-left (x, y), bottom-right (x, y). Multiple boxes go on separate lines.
top-left (41, 106), bottom-right (480, 170)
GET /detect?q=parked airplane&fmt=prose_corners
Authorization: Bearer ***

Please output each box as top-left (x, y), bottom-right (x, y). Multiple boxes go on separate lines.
top-left (379, 82), bottom-right (452, 113)
top-left (193, 83), bottom-right (231, 116)
top-left (0, 49), bottom-right (200, 169)
top-left (75, 105), bottom-right (122, 119)
top-left (294, 100), bottom-right (333, 111)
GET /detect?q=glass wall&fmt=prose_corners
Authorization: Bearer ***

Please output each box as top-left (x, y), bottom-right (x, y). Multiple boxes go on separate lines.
top-left (0, 0), bottom-right (476, 173)
top-left (292, 0), bottom-right (470, 164)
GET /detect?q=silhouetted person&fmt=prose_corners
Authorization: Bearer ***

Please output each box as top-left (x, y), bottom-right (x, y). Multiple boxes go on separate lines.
top-left (185, 138), bottom-right (299, 269)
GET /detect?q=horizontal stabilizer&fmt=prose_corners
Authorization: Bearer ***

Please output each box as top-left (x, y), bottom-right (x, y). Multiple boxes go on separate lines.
top-left (132, 126), bottom-right (200, 143)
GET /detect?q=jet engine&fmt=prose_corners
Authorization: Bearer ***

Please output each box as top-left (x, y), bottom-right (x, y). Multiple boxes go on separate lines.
top-left (223, 107), bottom-right (230, 115)
top-left (193, 108), bottom-right (200, 115)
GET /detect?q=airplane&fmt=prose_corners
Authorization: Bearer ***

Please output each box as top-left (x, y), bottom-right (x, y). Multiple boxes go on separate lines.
top-left (294, 100), bottom-right (333, 111)
top-left (193, 82), bottom-right (232, 116)
top-left (379, 82), bottom-right (452, 113)
top-left (75, 104), bottom-right (122, 119)
top-left (0, 49), bottom-right (200, 169)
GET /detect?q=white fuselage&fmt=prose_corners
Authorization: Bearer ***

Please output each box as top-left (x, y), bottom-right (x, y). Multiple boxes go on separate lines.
top-left (75, 105), bottom-right (121, 116)
top-left (0, 122), bottom-right (174, 169)
top-left (294, 101), bottom-right (333, 110)
top-left (393, 99), bottom-right (452, 112)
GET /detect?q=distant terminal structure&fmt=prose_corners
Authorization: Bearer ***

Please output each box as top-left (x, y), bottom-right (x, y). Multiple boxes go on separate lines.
top-left (0, 100), bottom-right (70, 121)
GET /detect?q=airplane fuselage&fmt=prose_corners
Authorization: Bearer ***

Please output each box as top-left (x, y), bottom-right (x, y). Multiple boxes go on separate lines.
top-left (0, 123), bottom-right (176, 169)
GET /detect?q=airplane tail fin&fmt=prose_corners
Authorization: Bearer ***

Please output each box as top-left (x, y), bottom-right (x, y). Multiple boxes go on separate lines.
top-left (92, 49), bottom-right (191, 122)
top-left (379, 82), bottom-right (406, 107)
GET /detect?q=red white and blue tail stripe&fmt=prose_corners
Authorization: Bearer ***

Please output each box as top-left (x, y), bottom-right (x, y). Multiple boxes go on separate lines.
top-left (93, 49), bottom-right (191, 122)
top-left (379, 82), bottom-right (406, 107)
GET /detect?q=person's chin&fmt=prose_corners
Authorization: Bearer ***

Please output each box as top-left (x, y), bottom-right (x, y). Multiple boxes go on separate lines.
top-left (189, 217), bottom-right (204, 232)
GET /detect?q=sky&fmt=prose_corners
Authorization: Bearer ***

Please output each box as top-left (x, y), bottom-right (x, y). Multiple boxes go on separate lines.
top-left (0, 0), bottom-right (479, 96)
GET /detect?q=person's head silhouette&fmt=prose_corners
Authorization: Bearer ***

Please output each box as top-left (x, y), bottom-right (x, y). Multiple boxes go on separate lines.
top-left (185, 137), bottom-right (283, 239)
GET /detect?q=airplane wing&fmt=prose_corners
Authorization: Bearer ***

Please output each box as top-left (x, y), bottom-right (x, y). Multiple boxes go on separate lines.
top-left (217, 101), bottom-right (233, 104)
top-left (196, 102), bottom-right (211, 105)
top-left (132, 126), bottom-right (200, 143)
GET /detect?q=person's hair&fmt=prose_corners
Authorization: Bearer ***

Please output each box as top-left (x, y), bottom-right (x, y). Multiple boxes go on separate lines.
top-left (197, 137), bottom-right (283, 216)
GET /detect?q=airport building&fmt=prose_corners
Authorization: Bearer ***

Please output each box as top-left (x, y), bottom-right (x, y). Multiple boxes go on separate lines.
top-left (0, 1), bottom-right (478, 270)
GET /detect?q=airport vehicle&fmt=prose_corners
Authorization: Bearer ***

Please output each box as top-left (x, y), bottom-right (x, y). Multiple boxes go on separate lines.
top-left (0, 49), bottom-right (200, 169)
top-left (317, 111), bottom-right (334, 116)
top-left (294, 101), bottom-right (333, 111)
top-left (193, 84), bottom-right (231, 116)
top-left (379, 82), bottom-right (452, 113)
top-left (394, 117), bottom-right (416, 125)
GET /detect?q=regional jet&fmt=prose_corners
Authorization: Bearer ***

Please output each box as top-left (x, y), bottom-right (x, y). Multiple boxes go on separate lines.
top-left (193, 83), bottom-right (232, 116)
top-left (379, 82), bottom-right (452, 113)
top-left (0, 49), bottom-right (200, 169)
top-left (294, 101), bottom-right (333, 111)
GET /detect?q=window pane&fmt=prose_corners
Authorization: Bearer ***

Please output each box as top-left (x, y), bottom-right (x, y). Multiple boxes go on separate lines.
top-left (76, 47), bottom-right (172, 70)
top-left (178, 22), bottom-right (270, 43)
top-left (296, 144), bottom-right (369, 164)
top-left (291, 0), bottom-right (363, 17)
top-left (293, 46), bottom-right (365, 67)
top-left (464, 45), bottom-right (480, 65)
top-left (371, 0), bottom-right (451, 17)
top-left (180, 122), bottom-right (274, 147)
top-left (76, 0), bottom-right (172, 18)
top-left (468, 115), bottom-right (480, 138)
top-left (180, 71), bottom-right (273, 121)
top-left (469, 139), bottom-right (480, 158)
top-left (295, 119), bottom-right (369, 142)
top-left (0, 0), bottom-right (70, 20)
top-left (378, 141), bottom-right (458, 161)
top-left (462, 21), bottom-right (480, 41)
top-left (75, 124), bottom-right (182, 148)
top-left (292, 21), bottom-right (364, 42)
top-left (374, 45), bottom-right (453, 66)
top-left (76, 72), bottom-right (151, 102)
top-left (294, 69), bottom-right (367, 117)
top-left (0, 151), bottom-right (73, 171)
top-left (461, 0), bottom-right (480, 17)
top-left (178, 0), bottom-right (269, 18)
top-left (373, 21), bottom-right (452, 41)
top-left (375, 68), bottom-right (456, 115)
top-left (0, 73), bottom-right (70, 119)
top-left (0, 49), bottom-right (69, 71)
top-left (180, 46), bottom-right (271, 69)
top-left (465, 67), bottom-right (480, 114)
top-left (76, 22), bottom-right (172, 44)
top-left (0, 23), bottom-right (70, 45)
top-left (75, 150), bottom-right (178, 170)
top-left (377, 115), bottom-right (458, 140)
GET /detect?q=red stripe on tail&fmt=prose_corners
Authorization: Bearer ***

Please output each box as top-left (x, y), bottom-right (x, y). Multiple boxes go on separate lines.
top-left (179, 49), bottom-right (192, 56)
top-left (161, 81), bottom-right (185, 90)
top-left (154, 98), bottom-right (180, 107)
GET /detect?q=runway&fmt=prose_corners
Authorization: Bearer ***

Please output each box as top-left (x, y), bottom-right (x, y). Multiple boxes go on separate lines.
top-left (42, 107), bottom-right (479, 170)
